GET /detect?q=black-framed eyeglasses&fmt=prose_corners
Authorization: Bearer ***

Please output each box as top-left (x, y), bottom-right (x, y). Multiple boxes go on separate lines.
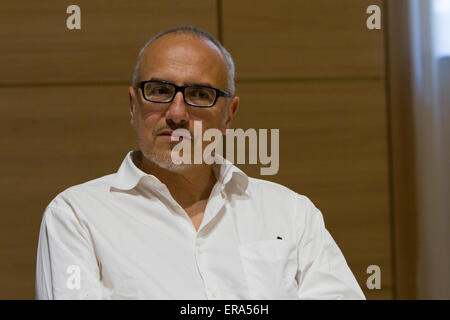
top-left (139, 80), bottom-right (232, 108)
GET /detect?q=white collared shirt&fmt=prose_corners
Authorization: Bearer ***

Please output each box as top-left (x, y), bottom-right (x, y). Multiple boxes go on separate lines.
top-left (35, 150), bottom-right (365, 300)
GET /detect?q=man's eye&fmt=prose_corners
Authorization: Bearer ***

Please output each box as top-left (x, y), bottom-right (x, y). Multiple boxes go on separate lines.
top-left (152, 86), bottom-right (169, 95)
top-left (190, 89), bottom-right (213, 99)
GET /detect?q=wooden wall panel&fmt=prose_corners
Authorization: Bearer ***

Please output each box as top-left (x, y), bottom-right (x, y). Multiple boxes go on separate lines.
top-left (232, 81), bottom-right (392, 299)
top-left (0, 0), bottom-right (218, 84)
top-left (386, 0), bottom-right (418, 299)
top-left (0, 85), bottom-right (135, 299)
top-left (222, 0), bottom-right (384, 79)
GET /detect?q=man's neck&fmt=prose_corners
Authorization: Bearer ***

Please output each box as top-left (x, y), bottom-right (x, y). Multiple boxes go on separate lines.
top-left (135, 152), bottom-right (217, 210)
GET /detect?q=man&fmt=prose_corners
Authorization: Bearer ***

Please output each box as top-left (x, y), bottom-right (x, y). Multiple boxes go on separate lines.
top-left (35, 26), bottom-right (365, 299)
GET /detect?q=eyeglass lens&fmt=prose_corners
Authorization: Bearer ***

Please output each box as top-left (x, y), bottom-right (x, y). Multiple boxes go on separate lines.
top-left (143, 82), bottom-right (217, 106)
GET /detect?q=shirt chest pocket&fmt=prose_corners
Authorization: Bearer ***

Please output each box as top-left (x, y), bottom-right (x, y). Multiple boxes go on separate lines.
top-left (238, 239), bottom-right (299, 300)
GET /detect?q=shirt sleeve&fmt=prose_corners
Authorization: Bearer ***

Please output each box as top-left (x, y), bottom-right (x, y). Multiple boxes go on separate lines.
top-left (35, 204), bottom-right (110, 299)
top-left (295, 195), bottom-right (366, 299)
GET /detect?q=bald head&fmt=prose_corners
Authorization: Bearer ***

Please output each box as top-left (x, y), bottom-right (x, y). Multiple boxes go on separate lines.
top-left (132, 26), bottom-right (235, 95)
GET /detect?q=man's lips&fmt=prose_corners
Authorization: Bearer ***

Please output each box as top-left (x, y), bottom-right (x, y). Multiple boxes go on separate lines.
top-left (157, 130), bottom-right (191, 140)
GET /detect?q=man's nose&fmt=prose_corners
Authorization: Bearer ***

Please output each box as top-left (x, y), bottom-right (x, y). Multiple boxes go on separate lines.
top-left (165, 91), bottom-right (189, 127)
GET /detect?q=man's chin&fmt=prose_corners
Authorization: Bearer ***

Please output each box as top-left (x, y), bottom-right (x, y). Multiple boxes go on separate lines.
top-left (147, 151), bottom-right (191, 172)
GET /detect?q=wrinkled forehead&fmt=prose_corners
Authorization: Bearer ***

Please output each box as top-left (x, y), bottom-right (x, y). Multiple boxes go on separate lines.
top-left (138, 34), bottom-right (229, 88)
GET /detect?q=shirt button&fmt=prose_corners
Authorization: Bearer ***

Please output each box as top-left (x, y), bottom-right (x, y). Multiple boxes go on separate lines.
top-left (211, 292), bottom-right (217, 298)
top-left (198, 248), bottom-right (203, 254)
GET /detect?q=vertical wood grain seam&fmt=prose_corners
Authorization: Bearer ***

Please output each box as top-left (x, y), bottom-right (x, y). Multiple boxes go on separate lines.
top-left (383, 0), bottom-right (397, 300)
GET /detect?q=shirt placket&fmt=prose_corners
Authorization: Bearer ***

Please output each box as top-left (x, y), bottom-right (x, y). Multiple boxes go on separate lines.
top-left (147, 178), bottom-right (229, 300)
top-left (193, 183), bottom-right (228, 300)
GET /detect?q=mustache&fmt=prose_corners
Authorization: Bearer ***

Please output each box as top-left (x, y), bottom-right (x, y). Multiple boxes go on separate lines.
top-left (152, 124), bottom-right (193, 137)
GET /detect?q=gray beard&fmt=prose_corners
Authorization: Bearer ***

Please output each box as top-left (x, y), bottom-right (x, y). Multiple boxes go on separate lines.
top-left (146, 149), bottom-right (191, 172)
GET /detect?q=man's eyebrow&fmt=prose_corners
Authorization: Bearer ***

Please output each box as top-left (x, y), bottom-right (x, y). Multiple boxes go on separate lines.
top-left (148, 77), bottom-right (214, 88)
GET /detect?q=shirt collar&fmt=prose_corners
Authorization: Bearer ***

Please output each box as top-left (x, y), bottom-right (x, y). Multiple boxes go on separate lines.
top-left (110, 150), bottom-right (149, 190)
top-left (212, 154), bottom-right (249, 196)
top-left (110, 150), bottom-right (249, 195)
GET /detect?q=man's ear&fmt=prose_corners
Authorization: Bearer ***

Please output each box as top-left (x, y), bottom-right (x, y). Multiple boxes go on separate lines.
top-left (129, 86), bottom-right (136, 127)
top-left (223, 96), bottom-right (239, 133)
